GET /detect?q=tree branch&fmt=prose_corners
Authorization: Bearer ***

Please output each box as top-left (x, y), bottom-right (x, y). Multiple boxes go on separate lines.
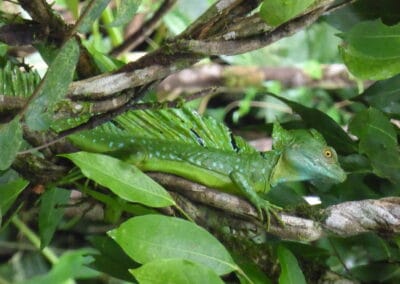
top-left (178, 0), bottom-right (260, 40)
top-left (157, 63), bottom-right (362, 97)
top-left (148, 172), bottom-right (400, 241)
top-left (177, 7), bottom-right (326, 56)
top-left (67, 0), bottom-right (336, 98)
top-left (18, 0), bottom-right (67, 38)
top-left (324, 197), bottom-right (400, 236)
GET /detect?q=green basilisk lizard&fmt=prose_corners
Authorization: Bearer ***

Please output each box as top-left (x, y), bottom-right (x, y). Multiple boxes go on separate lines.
top-left (68, 107), bottom-right (346, 223)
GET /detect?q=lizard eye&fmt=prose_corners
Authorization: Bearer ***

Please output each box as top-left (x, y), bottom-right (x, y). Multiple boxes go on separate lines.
top-left (324, 149), bottom-right (333, 158)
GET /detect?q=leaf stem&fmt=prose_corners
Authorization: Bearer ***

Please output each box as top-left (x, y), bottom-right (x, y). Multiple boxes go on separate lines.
top-left (101, 6), bottom-right (124, 47)
top-left (174, 204), bottom-right (194, 223)
top-left (236, 267), bottom-right (255, 284)
top-left (11, 215), bottom-right (59, 265)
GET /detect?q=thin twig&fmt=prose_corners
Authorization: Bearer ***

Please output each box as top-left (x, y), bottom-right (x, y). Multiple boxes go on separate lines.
top-left (224, 100), bottom-right (292, 114)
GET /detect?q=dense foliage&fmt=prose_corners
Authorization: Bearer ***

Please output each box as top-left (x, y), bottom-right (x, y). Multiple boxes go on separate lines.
top-left (0, 0), bottom-right (400, 283)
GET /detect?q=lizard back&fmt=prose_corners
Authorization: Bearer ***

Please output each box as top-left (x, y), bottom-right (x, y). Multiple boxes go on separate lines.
top-left (69, 107), bottom-right (259, 156)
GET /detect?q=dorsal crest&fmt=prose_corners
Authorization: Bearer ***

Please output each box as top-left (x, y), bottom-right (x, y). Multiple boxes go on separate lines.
top-left (272, 122), bottom-right (293, 151)
top-left (70, 107), bottom-right (257, 154)
top-left (115, 107), bottom-right (257, 154)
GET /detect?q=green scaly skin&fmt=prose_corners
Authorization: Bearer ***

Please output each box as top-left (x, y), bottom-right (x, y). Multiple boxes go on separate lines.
top-left (68, 108), bottom-right (347, 227)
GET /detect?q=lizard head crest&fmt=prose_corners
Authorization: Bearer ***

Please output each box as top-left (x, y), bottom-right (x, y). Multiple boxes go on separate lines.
top-left (271, 123), bottom-right (346, 185)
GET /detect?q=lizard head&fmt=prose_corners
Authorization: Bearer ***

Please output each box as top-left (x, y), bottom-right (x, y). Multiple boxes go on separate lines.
top-left (270, 123), bottom-right (346, 186)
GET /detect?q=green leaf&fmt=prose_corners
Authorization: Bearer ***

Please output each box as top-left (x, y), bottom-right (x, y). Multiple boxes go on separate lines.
top-left (356, 74), bottom-right (400, 117)
top-left (83, 41), bottom-right (123, 72)
top-left (39, 187), bottom-right (70, 248)
top-left (35, 43), bottom-right (60, 65)
top-left (233, 253), bottom-right (272, 284)
top-left (108, 0), bottom-right (141, 27)
top-left (340, 153), bottom-right (372, 174)
top-left (340, 20), bottom-right (400, 59)
top-left (339, 45), bottom-right (400, 80)
top-left (0, 178), bottom-right (29, 216)
top-left (280, 241), bottom-right (330, 262)
top-left (108, 215), bottom-right (238, 276)
top-left (325, 0), bottom-right (400, 31)
top-left (350, 263), bottom-right (400, 282)
top-left (268, 184), bottom-right (307, 207)
top-left (78, 0), bottom-right (111, 33)
top-left (19, 249), bottom-right (98, 284)
top-left (62, 152), bottom-right (174, 208)
top-left (130, 259), bottom-right (224, 284)
top-left (0, 116), bottom-right (23, 170)
top-left (25, 38), bottom-right (80, 130)
top-left (349, 108), bottom-right (400, 184)
top-left (260, 0), bottom-right (315, 27)
top-left (88, 235), bottom-right (138, 282)
top-left (277, 245), bottom-right (306, 284)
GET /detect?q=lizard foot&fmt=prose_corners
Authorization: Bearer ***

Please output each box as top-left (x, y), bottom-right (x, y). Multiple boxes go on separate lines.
top-left (256, 200), bottom-right (283, 230)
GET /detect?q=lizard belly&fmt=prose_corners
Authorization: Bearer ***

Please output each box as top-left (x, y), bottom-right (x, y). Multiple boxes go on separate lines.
top-left (136, 158), bottom-right (241, 195)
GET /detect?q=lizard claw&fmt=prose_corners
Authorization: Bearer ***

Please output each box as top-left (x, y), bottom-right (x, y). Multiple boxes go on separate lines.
top-left (256, 201), bottom-right (283, 230)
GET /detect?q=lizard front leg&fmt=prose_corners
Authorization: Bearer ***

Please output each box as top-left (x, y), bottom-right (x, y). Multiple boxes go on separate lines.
top-left (229, 171), bottom-right (281, 229)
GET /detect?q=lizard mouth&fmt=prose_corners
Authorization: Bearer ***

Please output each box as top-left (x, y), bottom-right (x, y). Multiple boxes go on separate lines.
top-left (317, 170), bottom-right (347, 184)
top-left (331, 167), bottom-right (347, 183)
top-left (314, 159), bottom-right (347, 184)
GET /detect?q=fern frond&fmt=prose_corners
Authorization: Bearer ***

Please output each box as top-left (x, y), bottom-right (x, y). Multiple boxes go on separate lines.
top-left (0, 61), bottom-right (41, 97)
